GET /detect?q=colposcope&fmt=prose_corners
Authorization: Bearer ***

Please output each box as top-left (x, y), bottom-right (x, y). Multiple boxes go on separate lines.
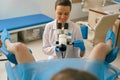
top-left (56, 23), bottom-right (72, 58)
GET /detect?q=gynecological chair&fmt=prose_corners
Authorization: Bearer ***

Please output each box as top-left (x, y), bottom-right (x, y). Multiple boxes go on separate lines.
top-left (0, 29), bottom-right (119, 80)
top-left (77, 14), bottom-right (119, 46)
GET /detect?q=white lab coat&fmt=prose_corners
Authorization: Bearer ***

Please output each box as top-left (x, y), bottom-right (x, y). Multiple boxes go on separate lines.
top-left (42, 20), bottom-right (82, 59)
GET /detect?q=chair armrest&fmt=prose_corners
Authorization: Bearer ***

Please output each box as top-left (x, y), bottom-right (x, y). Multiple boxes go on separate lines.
top-left (76, 21), bottom-right (88, 25)
top-left (87, 25), bottom-right (95, 31)
top-left (76, 21), bottom-right (94, 31)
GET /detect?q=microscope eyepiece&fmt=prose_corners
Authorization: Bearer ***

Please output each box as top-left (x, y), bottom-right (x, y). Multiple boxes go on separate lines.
top-left (64, 23), bottom-right (68, 29)
top-left (57, 23), bottom-right (62, 29)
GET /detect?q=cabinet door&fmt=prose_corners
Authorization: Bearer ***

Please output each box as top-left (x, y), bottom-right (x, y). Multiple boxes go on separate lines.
top-left (72, 0), bottom-right (82, 3)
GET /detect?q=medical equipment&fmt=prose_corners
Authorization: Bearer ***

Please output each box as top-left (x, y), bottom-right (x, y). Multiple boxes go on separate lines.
top-left (56, 23), bottom-right (72, 58)
top-left (0, 14), bottom-right (53, 33)
top-left (55, 23), bottom-right (86, 58)
top-left (0, 14), bottom-right (53, 42)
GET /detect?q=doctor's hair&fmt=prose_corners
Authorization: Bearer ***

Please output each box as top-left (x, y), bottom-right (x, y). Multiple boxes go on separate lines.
top-left (55, 0), bottom-right (72, 11)
top-left (51, 68), bottom-right (98, 80)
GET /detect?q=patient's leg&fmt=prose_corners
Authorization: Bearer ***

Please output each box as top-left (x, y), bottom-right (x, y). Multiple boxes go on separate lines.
top-left (88, 29), bottom-right (118, 61)
top-left (88, 42), bottom-right (111, 60)
top-left (116, 77), bottom-right (120, 80)
top-left (5, 39), bottom-right (35, 64)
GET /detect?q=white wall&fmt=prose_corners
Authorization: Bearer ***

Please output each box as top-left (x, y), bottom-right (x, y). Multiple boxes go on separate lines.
top-left (0, 0), bottom-right (87, 20)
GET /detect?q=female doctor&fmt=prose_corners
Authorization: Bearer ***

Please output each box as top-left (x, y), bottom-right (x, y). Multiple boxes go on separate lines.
top-left (42, 0), bottom-right (85, 59)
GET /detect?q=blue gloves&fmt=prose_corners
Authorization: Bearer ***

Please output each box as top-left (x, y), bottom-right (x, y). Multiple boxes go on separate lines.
top-left (73, 40), bottom-right (86, 51)
top-left (55, 40), bottom-right (86, 52)
top-left (55, 46), bottom-right (60, 53)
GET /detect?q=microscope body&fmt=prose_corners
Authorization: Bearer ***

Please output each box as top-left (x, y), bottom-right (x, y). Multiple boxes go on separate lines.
top-left (56, 23), bottom-right (72, 58)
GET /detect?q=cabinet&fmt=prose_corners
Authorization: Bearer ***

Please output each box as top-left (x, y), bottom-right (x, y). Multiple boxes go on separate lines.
top-left (72, 0), bottom-right (82, 3)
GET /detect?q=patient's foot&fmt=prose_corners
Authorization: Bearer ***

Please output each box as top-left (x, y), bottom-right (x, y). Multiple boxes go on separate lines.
top-left (0, 29), bottom-right (17, 64)
top-left (105, 29), bottom-right (116, 48)
top-left (105, 47), bottom-right (119, 63)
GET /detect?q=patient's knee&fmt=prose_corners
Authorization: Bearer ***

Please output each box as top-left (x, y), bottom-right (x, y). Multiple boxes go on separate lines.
top-left (97, 42), bottom-right (106, 48)
top-left (89, 42), bottom-right (109, 59)
top-left (13, 42), bottom-right (27, 52)
top-left (94, 42), bottom-right (108, 52)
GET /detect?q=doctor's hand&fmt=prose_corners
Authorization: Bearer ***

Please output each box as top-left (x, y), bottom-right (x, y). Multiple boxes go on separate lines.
top-left (55, 46), bottom-right (61, 53)
top-left (73, 40), bottom-right (86, 52)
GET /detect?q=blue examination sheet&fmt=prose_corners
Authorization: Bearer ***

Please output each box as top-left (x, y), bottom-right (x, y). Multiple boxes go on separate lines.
top-left (6, 58), bottom-right (120, 80)
top-left (0, 14), bottom-right (53, 32)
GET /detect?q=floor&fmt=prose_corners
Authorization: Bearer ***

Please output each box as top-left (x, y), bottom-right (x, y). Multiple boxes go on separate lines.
top-left (0, 39), bottom-right (120, 80)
